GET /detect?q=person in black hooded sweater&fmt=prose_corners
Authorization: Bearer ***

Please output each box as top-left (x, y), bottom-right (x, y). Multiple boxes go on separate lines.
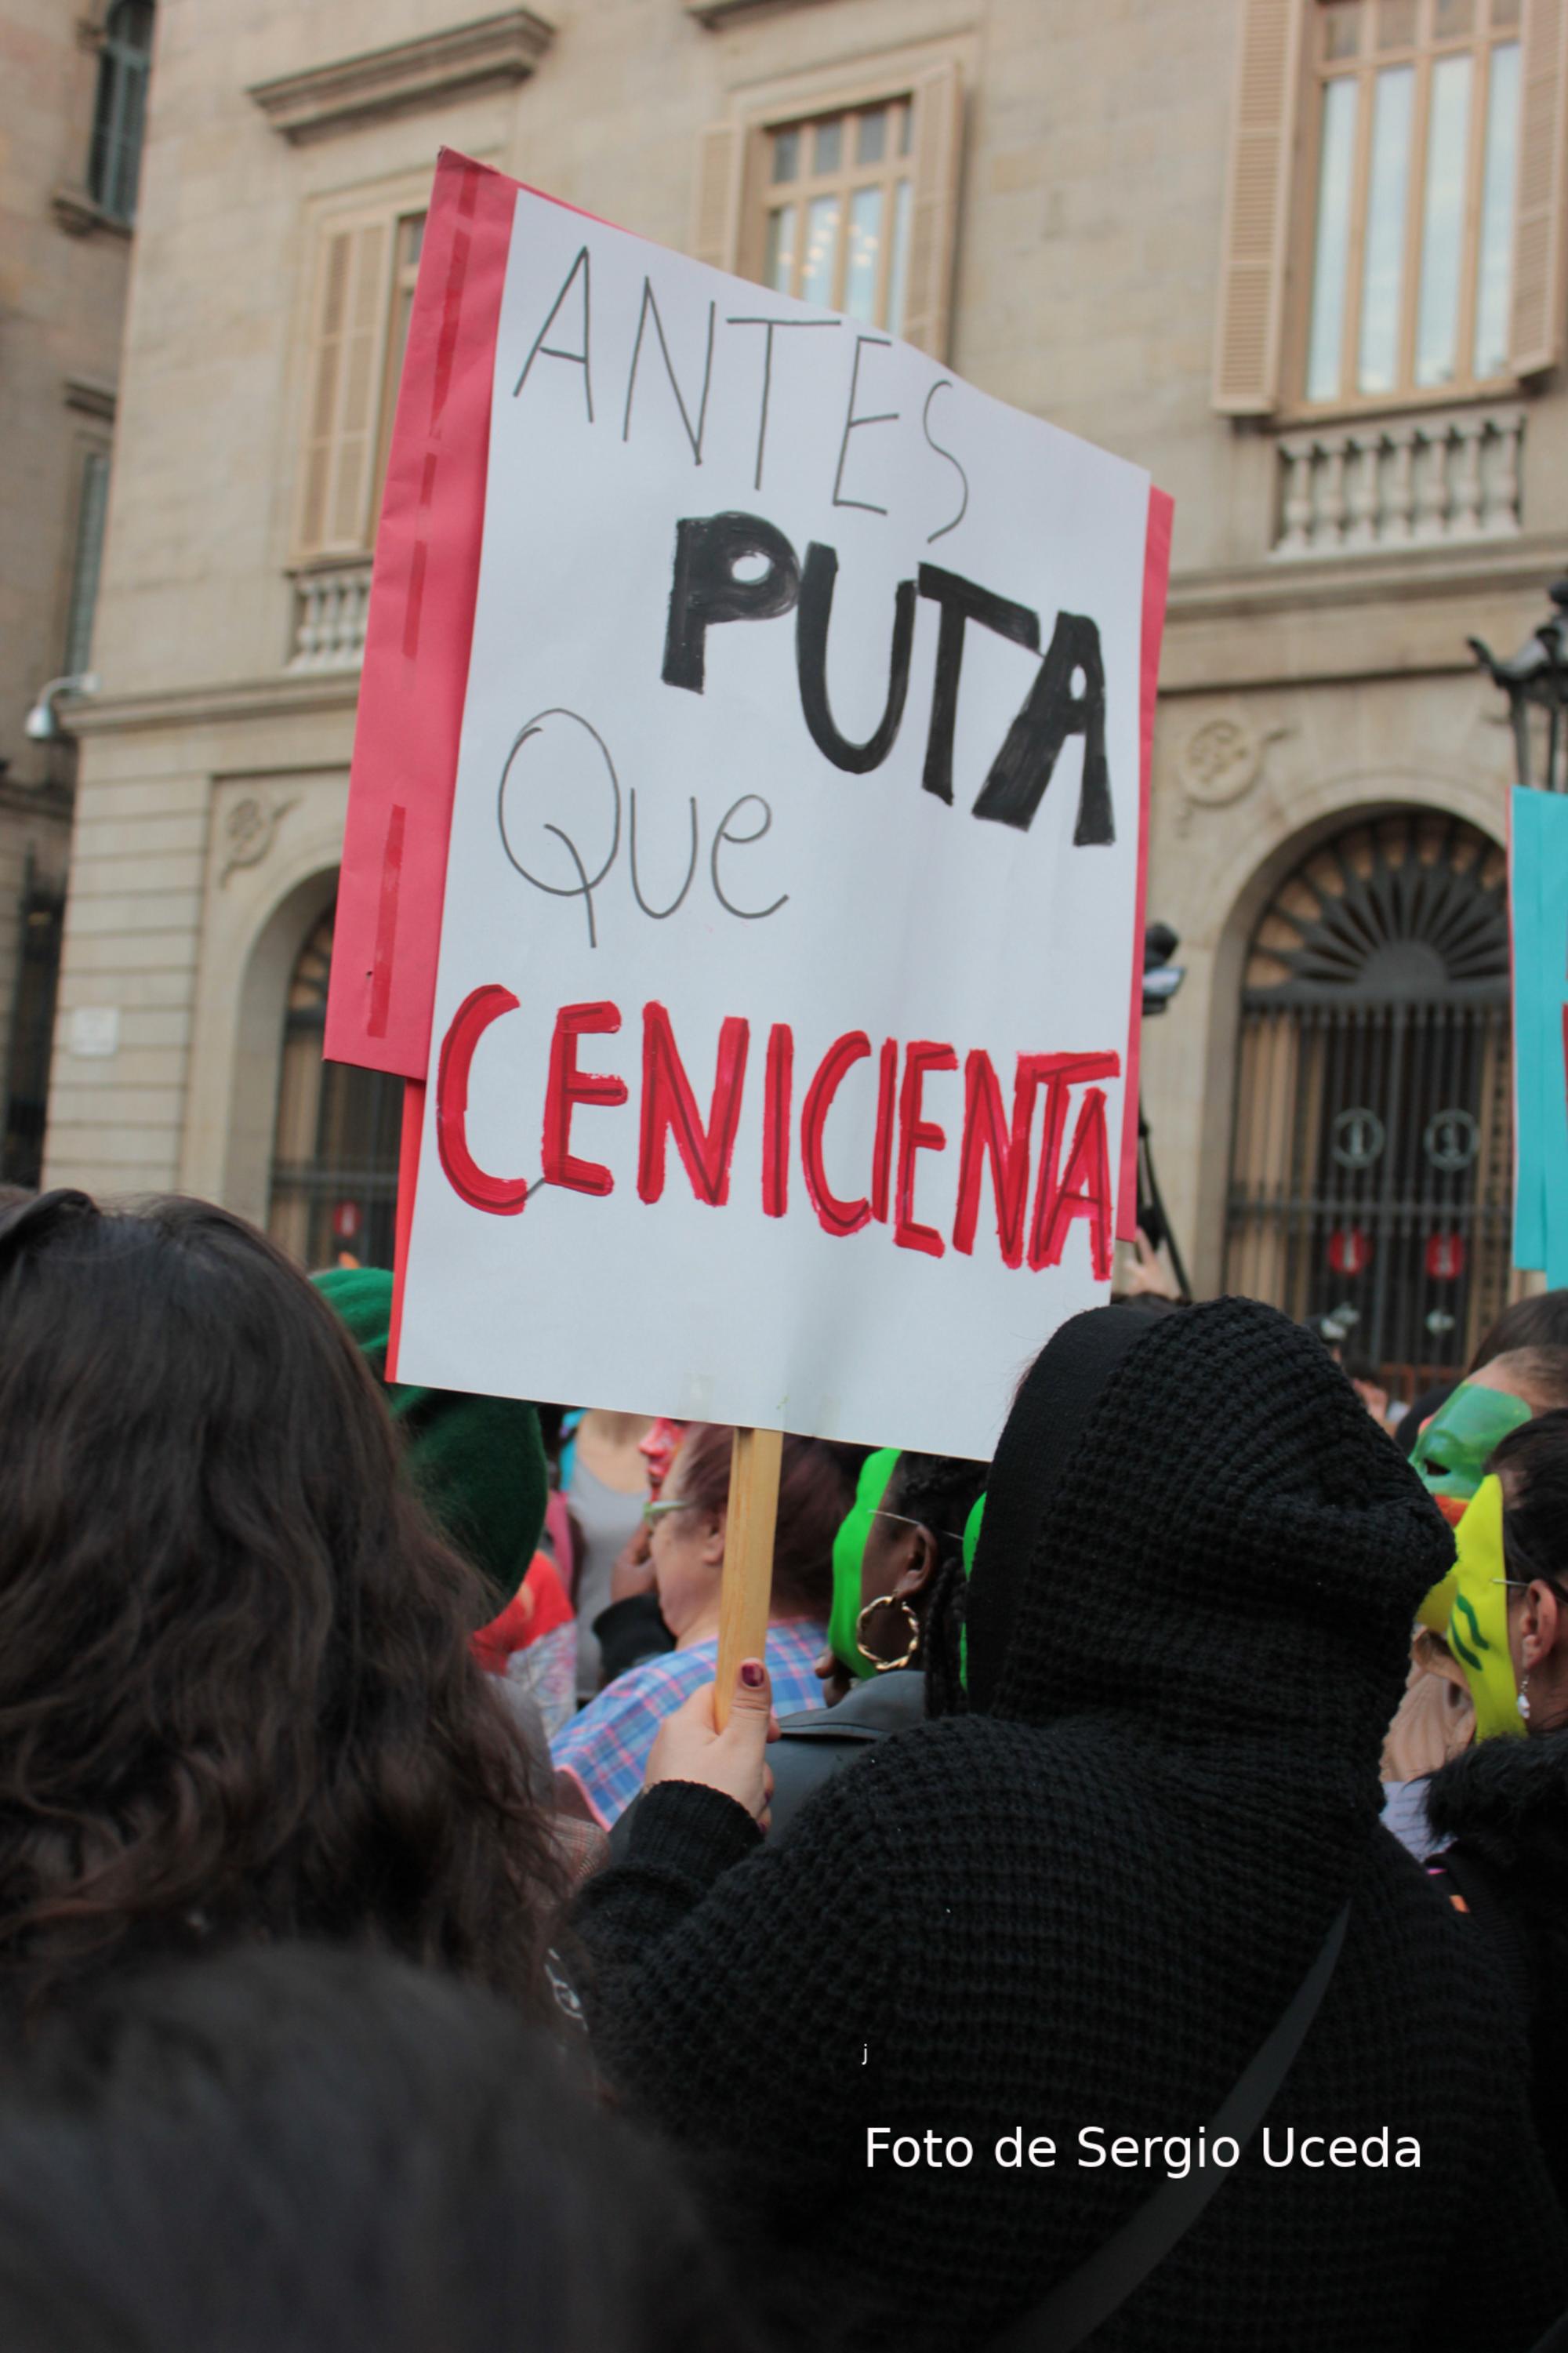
top-left (575, 1301), bottom-right (1567, 2353)
top-left (1425, 1407), bottom-right (1568, 2215)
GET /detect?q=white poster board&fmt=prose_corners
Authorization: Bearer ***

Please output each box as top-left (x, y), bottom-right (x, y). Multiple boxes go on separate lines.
top-left (393, 180), bottom-right (1160, 1460)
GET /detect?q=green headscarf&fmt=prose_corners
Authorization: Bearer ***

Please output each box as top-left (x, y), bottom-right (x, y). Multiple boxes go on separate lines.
top-left (312, 1267), bottom-right (548, 1612)
top-left (828, 1448), bottom-right (901, 1679)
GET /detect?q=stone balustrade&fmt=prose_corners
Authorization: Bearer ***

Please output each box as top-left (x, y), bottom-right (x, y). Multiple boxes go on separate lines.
top-left (287, 560), bottom-right (372, 670)
top-left (1272, 405), bottom-right (1523, 559)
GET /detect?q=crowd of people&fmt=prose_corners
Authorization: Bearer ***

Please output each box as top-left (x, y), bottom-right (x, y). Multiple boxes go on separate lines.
top-left (1, 1179), bottom-right (1567, 2349)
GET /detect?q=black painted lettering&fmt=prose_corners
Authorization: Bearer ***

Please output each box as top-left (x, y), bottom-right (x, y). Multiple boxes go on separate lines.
top-left (662, 513), bottom-right (801, 694)
top-left (796, 543), bottom-right (916, 775)
top-left (971, 610), bottom-right (1113, 843)
top-left (622, 281), bottom-right (716, 464)
top-left (514, 246), bottom-right (594, 422)
top-left (916, 564), bottom-right (1040, 804)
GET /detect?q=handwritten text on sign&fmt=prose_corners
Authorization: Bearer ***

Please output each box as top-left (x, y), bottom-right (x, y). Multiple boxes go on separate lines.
top-left (394, 182), bottom-right (1155, 1458)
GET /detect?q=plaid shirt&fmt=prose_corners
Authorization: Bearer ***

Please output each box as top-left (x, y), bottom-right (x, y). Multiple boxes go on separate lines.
top-left (550, 1619), bottom-right (828, 1828)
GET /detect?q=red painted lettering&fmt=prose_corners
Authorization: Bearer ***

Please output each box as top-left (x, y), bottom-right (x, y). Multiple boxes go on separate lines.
top-left (801, 1032), bottom-right (873, 1236)
top-left (895, 1040), bottom-right (958, 1258)
top-left (1027, 1053), bottom-right (1120, 1271)
top-left (953, 1051), bottom-right (1054, 1267)
top-left (435, 984), bottom-right (532, 1215)
top-left (762, 1022), bottom-right (794, 1218)
top-left (637, 1002), bottom-right (750, 1206)
top-left (869, 1037), bottom-right (898, 1223)
top-left (1033, 1082), bottom-right (1116, 1279)
top-left (543, 1001), bottom-right (628, 1196)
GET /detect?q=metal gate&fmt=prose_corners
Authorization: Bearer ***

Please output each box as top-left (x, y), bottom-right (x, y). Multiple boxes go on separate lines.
top-left (1, 861), bottom-right (66, 1191)
top-left (267, 903), bottom-right (404, 1271)
top-left (1225, 813), bottom-right (1512, 1395)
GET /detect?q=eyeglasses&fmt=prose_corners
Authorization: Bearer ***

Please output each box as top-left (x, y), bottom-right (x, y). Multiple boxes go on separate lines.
top-left (870, 1508), bottom-right (967, 1542)
top-left (641, 1497), bottom-right (701, 1526)
top-left (1492, 1528), bottom-right (1568, 1607)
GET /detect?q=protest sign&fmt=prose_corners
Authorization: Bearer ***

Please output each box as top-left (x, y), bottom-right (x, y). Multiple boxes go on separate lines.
top-left (1512, 785), bottom-right (1568, 1283)
top-left (328, 152), bottom-right (1171, 1464)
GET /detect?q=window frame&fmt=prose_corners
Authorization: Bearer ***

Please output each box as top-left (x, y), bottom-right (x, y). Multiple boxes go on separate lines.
top-left (267, 900), bottom-right (405, 1273)
top-left (1287, 0), bottom-right (1526, 417)
top-left (693, 39), bottom-right (969, 362)
top-left (369, 210), bottom-right (426, 539)
top-left (748, 100), bottom-right (916, 332)
top-left (288, 176), bottom-right (434, 568)
top-left (60, 441), bottom-right (113, 680)
top-left (87, 0), bottom-right (154, 228)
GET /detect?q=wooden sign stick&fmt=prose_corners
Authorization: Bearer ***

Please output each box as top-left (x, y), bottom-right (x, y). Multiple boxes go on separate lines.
top-left (714, 1425), bottom-right (784, 1728)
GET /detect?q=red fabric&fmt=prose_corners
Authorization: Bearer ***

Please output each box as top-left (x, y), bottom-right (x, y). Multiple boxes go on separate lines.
top-left (325, 151), bottom-right (516, 1081)
top-left (472, 1550), bottom-right (574, 1674)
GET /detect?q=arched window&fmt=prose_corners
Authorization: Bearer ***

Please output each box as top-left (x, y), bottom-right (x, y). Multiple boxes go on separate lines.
top-left (89, 1), bottom-right (154, 226)
top-left (1225, 812), bottom-right (1512, 1390)
top-left (268, 905), bottom-right (404, 1272)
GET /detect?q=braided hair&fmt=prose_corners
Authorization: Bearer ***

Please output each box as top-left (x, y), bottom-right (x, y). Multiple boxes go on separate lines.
top-left (885, 1452), bottom-right (985, 1721)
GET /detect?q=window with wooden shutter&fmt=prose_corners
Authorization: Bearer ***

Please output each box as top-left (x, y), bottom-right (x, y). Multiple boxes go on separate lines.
top-left (296, 217), bottom-right (394, 560)
top-left (1509, 0), bottom-right (1568, 374)
top-left (1285, 0), bottom-right (1537, 410)
top-left (1214, 0), bottom-right (1304, 413)
top-left (695, 50), bottom-right (964, 359)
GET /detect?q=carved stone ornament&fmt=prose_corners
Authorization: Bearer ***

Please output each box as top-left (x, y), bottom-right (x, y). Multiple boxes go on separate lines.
top-left (219, 795), bottom-right (297, 887)
top-left (1175, 710), bottom-right (1293, 833)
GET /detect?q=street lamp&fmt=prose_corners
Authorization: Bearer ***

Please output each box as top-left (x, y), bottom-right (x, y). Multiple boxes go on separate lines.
top-left (23, 672), bottom-right (99, 745)
top-left (1468, 574), bottom-right (1568, 793)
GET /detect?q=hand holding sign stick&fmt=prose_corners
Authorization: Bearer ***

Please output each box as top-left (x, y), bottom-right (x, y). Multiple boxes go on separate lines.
top-left (714, 1425), bottom-right (784, 1729)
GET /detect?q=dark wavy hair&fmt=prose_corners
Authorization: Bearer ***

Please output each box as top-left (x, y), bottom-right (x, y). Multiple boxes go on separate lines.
top-left (0, 1191), bottom-right (565, 2020)
top-left (1488, 1407), bottom-right (1568, 1596)
top-left (0, 1944), bottom-right (754, 2353)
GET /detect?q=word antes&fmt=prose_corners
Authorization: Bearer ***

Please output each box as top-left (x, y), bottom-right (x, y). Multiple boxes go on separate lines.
top-left (434, 986), bottom-right (1118, 1277)
top-left (866, 2126), bottom-right (1421, 2176)
top-left (664, 512), bottom-right (1112, 843)
top-left (514, 246), bottom-right (971, 525)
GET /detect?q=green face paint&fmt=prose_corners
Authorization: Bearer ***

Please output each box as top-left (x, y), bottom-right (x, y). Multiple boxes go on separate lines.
top-left (1411, 1382), bottom-right (1531, 1520)
top-left (829, 1448), bottom-right (901, 1678)
top-left (1429, 1474), bottom-right (1525, 1742)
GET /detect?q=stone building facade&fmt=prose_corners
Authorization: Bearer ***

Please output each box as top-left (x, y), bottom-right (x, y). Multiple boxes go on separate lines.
top-left (1, 0), bottom-right (145, 1185)
top-left (45, 0), bottom-right (1568, 1391)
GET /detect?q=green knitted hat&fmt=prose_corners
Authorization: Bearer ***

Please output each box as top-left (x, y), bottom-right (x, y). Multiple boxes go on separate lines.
top-left (313, 1267), bottom-right (548, 1611)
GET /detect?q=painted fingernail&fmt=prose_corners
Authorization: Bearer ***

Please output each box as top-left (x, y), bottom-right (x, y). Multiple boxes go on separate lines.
top-left (741, 1661), bottom-right (765, 1688)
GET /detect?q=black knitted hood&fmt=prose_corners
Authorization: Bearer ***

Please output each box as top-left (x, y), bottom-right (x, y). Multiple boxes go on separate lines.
top-left (1426, 1724), bottom-right (1568, 1879)
top-left (966, 1298), bottom-right (1453, 1782)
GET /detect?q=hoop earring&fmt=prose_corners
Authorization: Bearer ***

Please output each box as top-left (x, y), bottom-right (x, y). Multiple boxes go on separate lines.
top-left (855, 1592), bottom-right (921, 1672)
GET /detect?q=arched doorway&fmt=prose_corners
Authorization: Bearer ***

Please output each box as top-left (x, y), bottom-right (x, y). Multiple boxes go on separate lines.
top-left (1225, 812), bottom-right (1512, 1393)
top-left (267, 903), bottom-right (404, 1270)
